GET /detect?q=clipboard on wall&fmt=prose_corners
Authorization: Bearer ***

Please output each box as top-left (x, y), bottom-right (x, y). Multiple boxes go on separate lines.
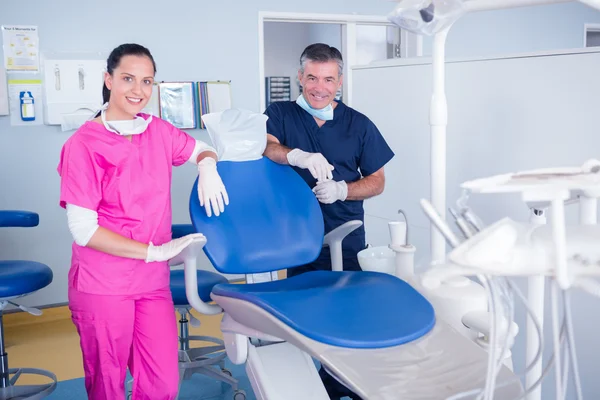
top-left (197, 80), bottom-right (231, 129)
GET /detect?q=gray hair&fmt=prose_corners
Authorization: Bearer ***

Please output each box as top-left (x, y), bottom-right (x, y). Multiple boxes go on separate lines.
top-left (299, 43), bottom-right (344, 77)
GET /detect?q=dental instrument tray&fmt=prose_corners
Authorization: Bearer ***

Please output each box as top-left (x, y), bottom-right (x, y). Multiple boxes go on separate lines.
top-left (460, 162), bottom-right (600, 197)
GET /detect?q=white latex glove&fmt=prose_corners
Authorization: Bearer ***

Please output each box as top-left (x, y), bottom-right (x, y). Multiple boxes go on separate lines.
top-left (197, 157), bottom-right (229, 217)
top-left (312, 180), bottom-right (348, 204)
top-left (287, 148), bottom-right (334, 182)
top-left (146, 233), bottom-right (205, 263)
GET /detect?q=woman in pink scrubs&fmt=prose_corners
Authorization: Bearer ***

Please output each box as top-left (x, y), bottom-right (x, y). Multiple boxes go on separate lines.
top-left (57, 43), bottom-right (228, 400)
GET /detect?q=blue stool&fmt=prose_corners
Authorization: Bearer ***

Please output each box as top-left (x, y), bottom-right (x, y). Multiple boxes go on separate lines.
top-left (0, 211), bottom-right (56, 399)
top-left (170, 224), bottom-right (244, 400)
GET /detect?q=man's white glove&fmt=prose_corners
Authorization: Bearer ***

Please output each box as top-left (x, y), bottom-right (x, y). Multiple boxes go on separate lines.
top-left (287, 149), bottom-right (334, 182)
top-left (146, 233), bottom-right (205, 263)
top-left (197, 157), bottom-right (229, 217)
top-left (313, 180), bottom-right (348, 204)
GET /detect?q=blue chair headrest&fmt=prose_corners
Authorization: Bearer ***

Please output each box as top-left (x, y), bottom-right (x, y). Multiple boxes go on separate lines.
top-left (189, 157), bottom-right (324, 274)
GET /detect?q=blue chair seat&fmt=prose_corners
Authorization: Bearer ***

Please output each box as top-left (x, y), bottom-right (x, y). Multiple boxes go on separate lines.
top-left (170, 269), bottom-right (228, 306)
top-left (212, 271), bottom-right (436, 349)
top-left (0, 261), bottom-right (53, 299)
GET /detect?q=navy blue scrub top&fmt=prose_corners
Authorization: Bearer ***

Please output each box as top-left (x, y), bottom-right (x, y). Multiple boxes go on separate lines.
top-left (264, 100), bottom-right (395, 259)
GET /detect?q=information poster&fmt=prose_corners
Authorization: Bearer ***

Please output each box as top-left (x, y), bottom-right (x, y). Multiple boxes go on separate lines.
top-left (2, 25), bottom-right (40, 72)
top-left (8, 79), bottom-right (43, 126)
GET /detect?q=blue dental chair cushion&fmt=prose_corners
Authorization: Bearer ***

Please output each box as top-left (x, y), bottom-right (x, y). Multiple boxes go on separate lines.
top-left (0, 261), bottom-right (53, 299)
top-left (212, 271), bottom-right (435, 349)
top-left (170, 269), bottom-right (228, 305)
top-left (172, 224), bottom-right (196, 240)
top-left (189, 158), bottom-right (324, 275)
top-left (0, 211), bottom-right (39, 228)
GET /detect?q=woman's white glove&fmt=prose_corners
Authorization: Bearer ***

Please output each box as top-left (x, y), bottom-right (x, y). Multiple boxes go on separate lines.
top-left (287, 148), bottom-right (334, 182)
top-left (145, 233), bottom-right (205, 263)
top-left (197, 157), bottom-right (229, 217)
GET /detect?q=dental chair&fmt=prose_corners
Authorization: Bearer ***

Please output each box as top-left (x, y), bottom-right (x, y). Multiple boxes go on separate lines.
top-left (169, 224), bottom-right (243, 399)
top-left (0, 211), bottom-right (56, 399)
top-left (176, 157), bottom-right (524, 400)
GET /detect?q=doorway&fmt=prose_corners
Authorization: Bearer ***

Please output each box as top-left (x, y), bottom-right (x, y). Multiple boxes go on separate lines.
top-left (258, 12), bottom-right (421, 112)
top-left (263, 22), bottom-right (344, 108)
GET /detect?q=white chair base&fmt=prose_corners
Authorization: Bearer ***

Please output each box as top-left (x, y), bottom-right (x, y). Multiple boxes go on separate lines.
top-left (245, 341), bottom-right (329, 400)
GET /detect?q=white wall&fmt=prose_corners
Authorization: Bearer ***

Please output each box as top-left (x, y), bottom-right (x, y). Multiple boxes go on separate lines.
top-left (308, 23), bottom-right (342, 48)
top-left (355, 25), bottom-right (390, 65)
top-left (422, 2), bottom-right (600, 57)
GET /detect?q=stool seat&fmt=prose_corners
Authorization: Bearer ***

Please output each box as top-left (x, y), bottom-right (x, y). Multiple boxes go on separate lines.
top-left (0, 261), bottom-right (53, 299)
top-left (170, 269), bottom-right (227, 306)
top-left (0, 211), bottom-right (39, 228)
top-left (172, 224), bottom-right (196, 239)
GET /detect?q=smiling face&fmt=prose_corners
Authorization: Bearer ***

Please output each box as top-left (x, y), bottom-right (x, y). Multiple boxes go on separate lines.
top-left (298, 59), bottom-right (343, 109)
top-left (104, 55), bottom-right (155, 120)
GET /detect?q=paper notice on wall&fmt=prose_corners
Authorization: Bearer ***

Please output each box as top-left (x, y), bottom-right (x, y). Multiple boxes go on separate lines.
top-left (8, 79), bottom-right (43, 126)
top-left (206, 81), bottom-right (232, 113)
top-left (2, 25), bottom-right (40, 72)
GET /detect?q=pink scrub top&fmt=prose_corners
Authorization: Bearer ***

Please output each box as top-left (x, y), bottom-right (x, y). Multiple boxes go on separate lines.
top-left (57, 115), bottom-right (196, 295)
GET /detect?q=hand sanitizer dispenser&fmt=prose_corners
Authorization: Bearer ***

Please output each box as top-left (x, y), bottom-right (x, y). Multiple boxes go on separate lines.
top-left (20, 91), bottom-right (35, 121)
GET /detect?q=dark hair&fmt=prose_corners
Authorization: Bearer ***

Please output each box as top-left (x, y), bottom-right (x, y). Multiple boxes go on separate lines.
top-left (299, 43), bottom-right (344, 77)
top-left (102, 43), bottom-right (157, 104)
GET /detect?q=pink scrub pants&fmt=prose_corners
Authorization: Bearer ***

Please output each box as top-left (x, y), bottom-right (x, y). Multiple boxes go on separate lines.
top-left (68, 286), bottom-right (179, 400)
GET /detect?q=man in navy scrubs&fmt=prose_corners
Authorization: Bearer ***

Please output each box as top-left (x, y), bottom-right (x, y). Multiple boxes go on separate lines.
top-left (263, 43), bottom-right (394, 400)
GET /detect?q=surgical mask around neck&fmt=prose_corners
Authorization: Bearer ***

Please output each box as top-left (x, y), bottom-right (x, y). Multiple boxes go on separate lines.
top-left (100, 103), bottom-right (152, 136)
top-left (296, 94), bottom-right (334, 121)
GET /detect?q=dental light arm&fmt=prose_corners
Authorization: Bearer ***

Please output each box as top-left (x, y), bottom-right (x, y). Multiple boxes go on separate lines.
top-left (462, 0), bottom-right (571, 12)
top-left (389, 0), bottom-right (599, 34)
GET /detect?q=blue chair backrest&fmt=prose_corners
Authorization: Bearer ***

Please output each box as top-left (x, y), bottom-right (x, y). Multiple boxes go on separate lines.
top-left (189, 157), bottom-right (324, 275)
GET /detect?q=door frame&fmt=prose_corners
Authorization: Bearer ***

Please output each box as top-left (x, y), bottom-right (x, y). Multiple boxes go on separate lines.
top-left (584, 23), bottom-right (600, 47)
top-left (258, 11), bottom-right (422, 112)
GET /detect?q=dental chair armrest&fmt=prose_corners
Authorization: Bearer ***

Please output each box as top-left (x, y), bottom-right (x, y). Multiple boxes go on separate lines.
top-left (323, 220), bottom-right (363, 272)
top-left (169, 236), bottom-right (223, 315)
